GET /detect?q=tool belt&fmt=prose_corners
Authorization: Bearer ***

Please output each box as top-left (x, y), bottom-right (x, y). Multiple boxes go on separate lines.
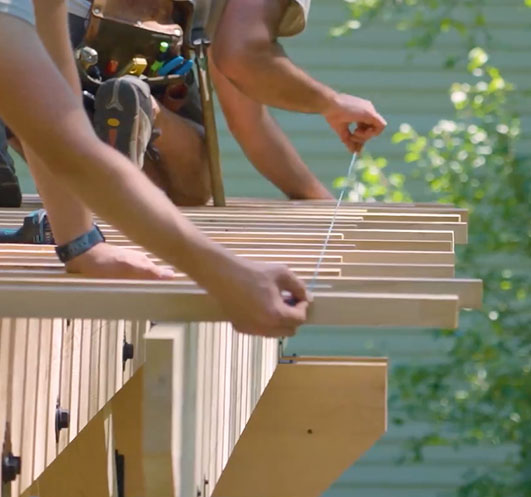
top-left (78, 0), bottom-right (194, 88)
top-left (77, 0), bottom-right (226, 206)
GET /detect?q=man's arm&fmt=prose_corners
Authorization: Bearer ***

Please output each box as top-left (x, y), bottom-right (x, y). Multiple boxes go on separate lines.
top-left (209, 57), bottom-right (333, 200)
top-left (213, 0), bottom-right (387, 152)
top-left (0, 7), bottom-right (308, 336)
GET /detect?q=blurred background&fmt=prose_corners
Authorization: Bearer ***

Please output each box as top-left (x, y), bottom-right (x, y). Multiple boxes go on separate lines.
top-left (12, 1), bottom-right (531, 496)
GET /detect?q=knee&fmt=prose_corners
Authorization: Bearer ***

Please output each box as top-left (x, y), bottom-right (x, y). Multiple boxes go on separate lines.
top-left (178, 183), bottom-right (211, 206)
top-left (211, 42), bottom-right (239, 82)
top-left (168, 160), bottom-right (212, 206)
top-left (212, 37), bottom-right (263, 86)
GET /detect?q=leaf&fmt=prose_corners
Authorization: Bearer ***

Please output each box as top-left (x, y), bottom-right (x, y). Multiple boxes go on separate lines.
top-left (333, 177), bottom-right (347, 188)
top-left (405, 152), bottom-right (420, 163)
top-left (475, 14), bottom-right (486, 27)
top-left (468, 47), bottom-right (489, 71)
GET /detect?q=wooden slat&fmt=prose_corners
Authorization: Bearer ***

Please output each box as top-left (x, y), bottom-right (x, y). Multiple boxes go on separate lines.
top-left (33, 319), bottom-right (51, 481)
top-left (68, 320), bottom-right (82, 444)
top-left (57, 320), bottom-right (72, 454)
top-left (20, 320), bottom-right (39, 492)
top-left (9, 319), bottom-right (27, 497)
top-left (77, 321), bottom-right (92, 433)
top-left (304, 277), bottom-right (482, 309)
top-left (0, 319), bottom-right (12, 450)
top-left (45, 321), bottom-right (62, 466)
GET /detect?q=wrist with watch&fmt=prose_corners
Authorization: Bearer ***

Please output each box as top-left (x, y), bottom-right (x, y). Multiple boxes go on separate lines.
top-left (55, 224), bottom-right (106, 263)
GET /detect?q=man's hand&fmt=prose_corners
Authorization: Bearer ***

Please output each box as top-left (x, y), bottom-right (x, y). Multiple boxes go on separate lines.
top-left (323, 93), bottom-right (387, 153)
top-left (65, 243), bottom-right (176, 280)
top-left (209, 259), bottom-right (310, 337)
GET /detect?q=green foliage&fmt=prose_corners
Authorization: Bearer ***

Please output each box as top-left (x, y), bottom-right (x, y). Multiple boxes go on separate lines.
top-left (333, 3), bottom-right (531, 493)
top-left (333, 0), bottom-right (531, 66)
top-left (333, 155), bottom-right (411, 202)
top-left (389, 51), bottom-right (531, 496)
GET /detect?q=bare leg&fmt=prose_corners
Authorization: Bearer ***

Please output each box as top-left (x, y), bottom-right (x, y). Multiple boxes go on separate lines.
top-left (7, 136), bottom-right (24, 159)
top-left (23, 1), bottom-right (175, 279)
top-left (146, 102), bottom-right (211, 206)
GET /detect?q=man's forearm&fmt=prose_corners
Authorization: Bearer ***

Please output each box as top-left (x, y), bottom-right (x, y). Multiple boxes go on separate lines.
top-left (213, 0), bottom-right (337, 114)
top-left (23, 148), bottom-right (94, 245)
top-left (231, 110), bottom-right (332, 199)
top-left (209, 50), bottom-right (332, 199)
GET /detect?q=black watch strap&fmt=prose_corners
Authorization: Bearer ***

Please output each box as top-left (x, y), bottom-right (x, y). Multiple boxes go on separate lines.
top-left (55, 225), bottom-right (105, 263)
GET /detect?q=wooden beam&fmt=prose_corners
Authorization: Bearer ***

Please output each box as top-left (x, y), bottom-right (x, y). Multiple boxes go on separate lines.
top-left (0, 282), bottom-right (460, 328)
top-left (212, 359), bottom-right (387, 497)
top-left (0, 275), bottom-right (481, 309)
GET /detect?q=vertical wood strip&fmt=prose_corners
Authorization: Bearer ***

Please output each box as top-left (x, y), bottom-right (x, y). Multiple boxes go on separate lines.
top-left (98, 320), bottom-right (109, 411)
top-left (68, 320), bottom-right (82, 444)
top-left (10, 319), bottom-right (28, 497)
top-left (33, 319), bottom-right (52, 481)
top-left (208, 323), bottom-right (220, 489)
top-left (105, 321), bottom-right (117, 409)
top-left (201, 323), bottom-right (213, 493)
top-left (20, 318), bottom-right (40, 492)
top-left (45, 320), bottom-right (62, 465)
top-left (57, 319), bottom-right (73, 453)
top-left (0, 319), bottom-right (12, 462)
top-left (77, 319), bottom-right (92, 433)
top-left (115, 321), bottom-right (125, 391)
top-left (89, 319), bottom-right (101, 421)
top-left (194, 324), bottom-right (206, 495)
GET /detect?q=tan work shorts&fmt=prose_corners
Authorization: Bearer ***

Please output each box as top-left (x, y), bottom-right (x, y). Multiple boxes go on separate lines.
top-left (206, 0), bottom-right (311, 39)
top-left (279, 0), bottom-right (311, 37)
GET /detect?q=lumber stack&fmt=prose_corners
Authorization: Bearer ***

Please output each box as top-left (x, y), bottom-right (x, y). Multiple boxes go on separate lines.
top-left (0, 195), bottom-right (481, 497)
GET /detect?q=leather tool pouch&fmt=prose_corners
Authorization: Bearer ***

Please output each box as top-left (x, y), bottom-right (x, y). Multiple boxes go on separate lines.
top-left (82, 0), bottom-right (194, 82)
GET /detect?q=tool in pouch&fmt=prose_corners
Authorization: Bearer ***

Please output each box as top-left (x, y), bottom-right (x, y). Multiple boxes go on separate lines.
top-left (78, 1), bottom-right (188, 84)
